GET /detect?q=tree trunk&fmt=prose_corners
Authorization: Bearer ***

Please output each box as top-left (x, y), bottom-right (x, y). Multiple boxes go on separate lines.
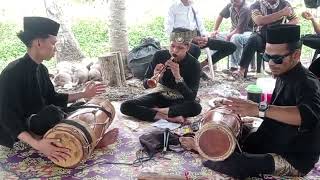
top-left (111, 51), bottom-right (126, 84)
top-left (108, 0), bottom-right (129, 66)
top-left (99, 54), bottom-right (122, 87)
top-left (44, 0), bottom-right (85, 62)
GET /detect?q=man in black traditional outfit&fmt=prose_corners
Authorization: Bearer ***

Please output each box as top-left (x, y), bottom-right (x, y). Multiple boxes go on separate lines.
top-left (181, 24), bottom-right (320, 178)
top-left (0, 17), bottom-right (118, 162)
top-left (121, 28), bottom-right (202, 124)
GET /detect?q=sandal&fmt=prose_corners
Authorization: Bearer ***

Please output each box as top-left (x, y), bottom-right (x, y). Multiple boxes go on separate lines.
top-left (231, 70), bottom-right (245, 80)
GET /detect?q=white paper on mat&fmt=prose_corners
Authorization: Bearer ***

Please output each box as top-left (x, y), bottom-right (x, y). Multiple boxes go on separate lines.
top-left (151, 119), bottom-right (181, 130)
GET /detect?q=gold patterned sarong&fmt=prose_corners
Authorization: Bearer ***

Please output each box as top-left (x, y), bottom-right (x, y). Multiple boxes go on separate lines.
top-left (145, 84), bottom-right (184, 100)
top-left (268, 153), bottom-right (303, 176)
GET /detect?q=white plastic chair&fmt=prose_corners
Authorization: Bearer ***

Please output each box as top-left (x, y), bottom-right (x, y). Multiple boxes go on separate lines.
top-left (205, 47), bottom-right (214, 79)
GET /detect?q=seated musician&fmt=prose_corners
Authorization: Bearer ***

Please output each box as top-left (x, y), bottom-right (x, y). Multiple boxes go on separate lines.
top-left (180, 24), bottom-right (320, 178)
top-left (0, 17), bottom-right (118, 162)
top-left (301, 11), bottom-right (320, 78)
top-left (121, 28), bottom-right (202, 124)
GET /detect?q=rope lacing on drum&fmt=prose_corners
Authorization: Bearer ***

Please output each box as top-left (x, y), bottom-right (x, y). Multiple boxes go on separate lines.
top-left (213, 108), bottom-right (244, 154)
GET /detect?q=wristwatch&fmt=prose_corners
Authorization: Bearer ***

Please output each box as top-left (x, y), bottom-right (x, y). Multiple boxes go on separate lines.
top-left (175, 77), bottom-right (184, 84)
top-left (258, 101), bottom-right (269, 118)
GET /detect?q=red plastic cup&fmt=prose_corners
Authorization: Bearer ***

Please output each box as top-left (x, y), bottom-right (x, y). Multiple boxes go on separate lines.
top-left (261, 93), bottom-right (272, 104)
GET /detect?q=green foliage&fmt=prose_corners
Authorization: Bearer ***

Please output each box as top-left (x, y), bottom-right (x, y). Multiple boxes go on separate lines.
top-left (204, 18), bottom-right (231, 33)
top-left (0, 22), bottom-right (26, 62)
top-left (127, 17), bottom-right (168, 48)
top-left (71, 19), bottom-right (109, 57)
top-left (299, 16), bottom-right (315, 59)
top-left (0, 15), bottom-right (317, 71)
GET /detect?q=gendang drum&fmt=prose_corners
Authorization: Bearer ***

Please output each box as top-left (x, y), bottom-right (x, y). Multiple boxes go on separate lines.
top-left (195, 107), bottom-right (241, 161)
top-left (44, 98), bottom-right (115, 168)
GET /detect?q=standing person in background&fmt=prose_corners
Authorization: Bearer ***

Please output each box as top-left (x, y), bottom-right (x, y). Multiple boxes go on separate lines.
top-left (210, 0), bottom-right (253, 71)
top-left (232, 0), bottom-right (298, 79)
top-left (165, 0), bottom-right (207, 60)
top-left (164, 0), bottom-right (236, 80)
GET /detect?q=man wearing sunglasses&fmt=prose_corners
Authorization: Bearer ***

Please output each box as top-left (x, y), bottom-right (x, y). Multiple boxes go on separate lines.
top-left (202, 24), bottom-right (320, 178)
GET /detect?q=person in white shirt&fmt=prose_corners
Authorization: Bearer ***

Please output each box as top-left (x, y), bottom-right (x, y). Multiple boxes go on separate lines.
top-left (165, 0), bottom-right (206, 60)
top-left (165, 0), bottom-right (236, 77)
top-left (165, 0), bottom-right (207, 36)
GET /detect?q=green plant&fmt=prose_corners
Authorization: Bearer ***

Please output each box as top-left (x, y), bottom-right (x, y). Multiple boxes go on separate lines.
top-left (0, 14), bottom-right (317, 72)
top-left (71, 19), bottom-right (109, 57)
top-left (0, 22), bottom-right (26, 62)
top-left (127, 16), bottom-right (168, 48)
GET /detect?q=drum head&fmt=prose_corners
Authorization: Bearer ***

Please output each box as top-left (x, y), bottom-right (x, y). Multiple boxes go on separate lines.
top-left (196, 123), bottom-right (236, 161)
top-left (44, 128), bottom-right (85, 168)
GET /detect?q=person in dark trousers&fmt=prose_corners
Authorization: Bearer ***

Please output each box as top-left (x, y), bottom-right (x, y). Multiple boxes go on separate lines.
top-left (0, 16), bottom-right (118, 162)
top-left (210, 0), bottom-right (253, 71)
top-left (301, 10), bottom-right (320, 78)
top-left (165, 0), bottom-right (236, 79)
top-left (232, 0), bottom-right (298, 79)
top-left (180, 24), bottom-right (320, 179)
top-left (121, 28), bottom-right (202, 124)
top-left (193, 36), bottom-right (236, 68)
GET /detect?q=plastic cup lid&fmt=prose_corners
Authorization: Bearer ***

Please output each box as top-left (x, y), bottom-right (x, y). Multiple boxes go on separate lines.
top-left (246, 84), bottom-right (262, 93)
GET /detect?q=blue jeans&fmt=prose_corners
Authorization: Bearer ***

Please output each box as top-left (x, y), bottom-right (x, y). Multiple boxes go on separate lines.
top-left (216, 32), bottom-right (252, 68)
top-left (230, 32), bottom-right (252, 68)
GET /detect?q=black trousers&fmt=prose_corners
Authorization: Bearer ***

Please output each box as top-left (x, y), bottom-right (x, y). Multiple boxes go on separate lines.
top-left (189, 40), bottom-right (236, 65)
top-left (202, 125), bottom-right (275, 179)
top-left (203, 152), bottom-right (274, 179)
top-left (26, 102), bottom-right (86, 136)
top-left (309, 57), bottom-right (320, 78)
top-left (27, 105), bottom-right (66, 136)
top-left (239, 33), bottom-right (266, 69)
top-left (302, 34), bottom-right (320, 50)
top-left (120, 93), bottom-right (202, 122)
top-left (207, 39), bottom-right (237, 65)
top-left (302, 34), bottom-right (320, 77)
top-left (188, 43), bottom-right (201, 60)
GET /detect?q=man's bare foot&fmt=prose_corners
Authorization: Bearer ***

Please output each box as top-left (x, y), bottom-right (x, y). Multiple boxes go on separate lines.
top-left (95, 128), bottom-right (119, 149)
top-left (167, 116), bottom-right (188, 124)
top-left (152, 107), bottom-right (169, 115)
top-left (179, 137), bottom-right (197, 152)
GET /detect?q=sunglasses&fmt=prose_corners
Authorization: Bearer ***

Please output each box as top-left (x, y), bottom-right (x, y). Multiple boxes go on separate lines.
top-left (262, 52), bottom-right (292, 64)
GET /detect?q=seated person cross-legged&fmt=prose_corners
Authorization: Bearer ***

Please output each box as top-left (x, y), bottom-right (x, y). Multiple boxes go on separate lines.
top-left (301, 11), bottom-right (320, 78)
top-left (232, 0), bottom-right (298, 79)
top-left (0, 17), bottom-right (119, 163)
top-left (120, 28), bottom-right (202, 124)
top-left (180, 24), bottom-right (320, 179)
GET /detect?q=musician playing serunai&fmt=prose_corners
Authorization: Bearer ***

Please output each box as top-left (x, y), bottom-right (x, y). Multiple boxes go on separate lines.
top-left (121, 28), bottom-right (202, 124)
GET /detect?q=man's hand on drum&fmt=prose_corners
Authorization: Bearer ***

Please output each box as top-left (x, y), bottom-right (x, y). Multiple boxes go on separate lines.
top-left (223, 97), bottom-right (259, 117)
top-left (34, 138), bottom-right (71, 162)
top-left (82, 81), bottom-right (106, 98)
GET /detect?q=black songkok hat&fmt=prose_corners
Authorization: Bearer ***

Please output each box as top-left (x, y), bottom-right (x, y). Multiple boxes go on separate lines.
top-left (266, 24), bottom-right (300, 44)
top-left (170, 29), bottom-right (197, 43)
top-left (17, 17), bottom-right (60, 45)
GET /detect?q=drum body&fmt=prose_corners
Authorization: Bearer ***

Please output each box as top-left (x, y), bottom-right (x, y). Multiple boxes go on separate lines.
top-left (44, 98), bottom-right (115, 168)
top-left (195, 107), bottom-right (241, 161)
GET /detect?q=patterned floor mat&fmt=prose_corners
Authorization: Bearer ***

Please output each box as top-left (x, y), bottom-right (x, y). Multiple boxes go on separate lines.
top-left (0, 102), bottom-right (319, 180)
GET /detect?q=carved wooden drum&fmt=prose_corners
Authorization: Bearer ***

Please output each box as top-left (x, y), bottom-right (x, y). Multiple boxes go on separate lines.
top-left (44, 98), bottom-right (115, 168)
top-left (195, 107), bottom-right (241, 161)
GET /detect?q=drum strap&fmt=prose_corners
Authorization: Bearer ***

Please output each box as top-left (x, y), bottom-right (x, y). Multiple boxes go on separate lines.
top-left (60, 119), bottom-right (93, 144)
